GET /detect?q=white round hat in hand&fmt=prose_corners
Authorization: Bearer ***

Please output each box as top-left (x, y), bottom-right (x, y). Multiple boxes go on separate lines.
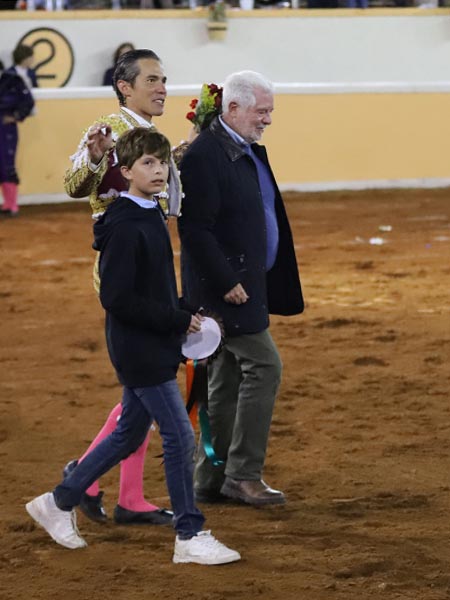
top-left (182, 316), bottom-right (222, 361)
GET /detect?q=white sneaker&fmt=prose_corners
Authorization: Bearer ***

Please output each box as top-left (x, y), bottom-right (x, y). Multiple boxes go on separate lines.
top-left (26, 492), bottom-right (87, 549)
top-left (173, 530), bottom-right (241, 565)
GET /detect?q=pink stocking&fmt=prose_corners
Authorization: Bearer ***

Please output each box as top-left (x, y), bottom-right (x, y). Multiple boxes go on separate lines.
top-left (118, 431), bottom-right (158, 512)
top-left (79, 403), bottom-right (123, 497)
top-left (78, 403), bottom-right (157, 511)
top-left (1, 182), bottom-right (18, 213)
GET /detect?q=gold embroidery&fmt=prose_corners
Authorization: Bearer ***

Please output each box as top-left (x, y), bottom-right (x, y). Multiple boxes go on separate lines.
top-left (64, 110), bottom-right (150, 217)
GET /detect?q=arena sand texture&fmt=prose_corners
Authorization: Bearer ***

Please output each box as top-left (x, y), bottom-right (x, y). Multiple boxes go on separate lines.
top-left (0, 189), bottom-right (449, 600)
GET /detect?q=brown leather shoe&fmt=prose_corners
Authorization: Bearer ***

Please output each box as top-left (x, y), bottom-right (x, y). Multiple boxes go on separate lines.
top-left (220, 477), bottom-right (286, 506)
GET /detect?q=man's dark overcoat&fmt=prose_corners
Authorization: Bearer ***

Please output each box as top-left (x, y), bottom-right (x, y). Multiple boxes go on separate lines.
top-left (178, 118), bottom-right (304, 337)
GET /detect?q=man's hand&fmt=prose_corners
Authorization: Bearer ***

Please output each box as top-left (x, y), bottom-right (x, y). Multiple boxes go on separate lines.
top-left (87, 123), bottom-right (114, 165)
top-left (187, 312), bottom-right (204, 334)
top-left (223, 283), bottom-right (249, 305)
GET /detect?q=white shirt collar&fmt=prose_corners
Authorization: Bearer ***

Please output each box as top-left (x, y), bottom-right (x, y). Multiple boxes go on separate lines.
top-left (121, 107), bottom-right (154, 128)
top-left (15, 65), bottom-right (27, 77)
top-left (122, 193), bottom-right (158, 209)
top-left (219, 115), bottom-right (248, 147)
top-left (15, 65), bottom-right (33, 89)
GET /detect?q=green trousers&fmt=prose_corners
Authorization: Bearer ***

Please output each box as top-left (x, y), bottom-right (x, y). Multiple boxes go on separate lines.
top-left (194, 328), bottom-right (282, 493)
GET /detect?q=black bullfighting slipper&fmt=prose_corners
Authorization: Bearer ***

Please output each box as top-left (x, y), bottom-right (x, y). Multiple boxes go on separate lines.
top-left (62, 459), bottom-right (108, 523)
top-left (79, 491), bottom-right (108, 523)
top-left (113, 505), bottom-right (174, 526)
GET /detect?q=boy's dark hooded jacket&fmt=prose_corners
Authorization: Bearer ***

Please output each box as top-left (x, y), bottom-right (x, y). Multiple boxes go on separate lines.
top-left (93, 196), bottom-right (191, 387)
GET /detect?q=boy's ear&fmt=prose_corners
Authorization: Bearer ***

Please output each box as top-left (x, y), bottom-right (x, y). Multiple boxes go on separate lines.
top-left (120, 165), bottom-right (131, 181)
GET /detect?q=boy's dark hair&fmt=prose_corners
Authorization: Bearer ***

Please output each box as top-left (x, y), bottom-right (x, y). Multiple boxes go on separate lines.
top-left (113, 49), bottom-right (161, 106)
top-left (13, 44), bottom-right (34, 66)
top-left (116, 127), bottom-right (171, 169)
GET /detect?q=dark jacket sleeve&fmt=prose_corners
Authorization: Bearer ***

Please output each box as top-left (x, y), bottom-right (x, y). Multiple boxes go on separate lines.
top-left (0, 72), bottom-right (34, 121)
top-left (179, 145), bottom-right (240, 296)
top-left (99, 224), bottom-right (191, 335)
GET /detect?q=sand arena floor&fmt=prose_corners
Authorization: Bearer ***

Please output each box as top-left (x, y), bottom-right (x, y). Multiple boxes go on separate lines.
top-left (0, 189), bottom-right (449, 600)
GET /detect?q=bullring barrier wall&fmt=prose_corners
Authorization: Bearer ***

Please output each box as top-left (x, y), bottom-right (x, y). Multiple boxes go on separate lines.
top-left (1, 8), bottom-right (450, 201)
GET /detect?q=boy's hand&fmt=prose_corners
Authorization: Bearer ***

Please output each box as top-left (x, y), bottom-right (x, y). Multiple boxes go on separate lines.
top-left (187, 313), bottom-right (204, 334)
top-left (87, 123), bottom-right (114, 165)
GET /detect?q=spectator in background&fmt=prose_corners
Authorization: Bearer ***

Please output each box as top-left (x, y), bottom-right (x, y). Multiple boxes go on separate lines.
top-left (416, 0), bottom-right (438, 7)
top-left (0, 1), bottom-right (17, 9)
top-left (307, 0), bottom-right (339, 6)
top-left (6, 44), bottom-right (38, 89)
top-left (346, 0), bottom-right (368, 7)
top-left (102, 42), bottom-right (135, 87)
top-left (122, 1), bottom-right (174, 7)
top-left (0, 48), bottom-right (35, 216)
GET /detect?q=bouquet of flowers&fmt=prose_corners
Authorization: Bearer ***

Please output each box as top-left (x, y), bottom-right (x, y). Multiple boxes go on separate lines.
top-left (186, 83), bottom-right (223, 133)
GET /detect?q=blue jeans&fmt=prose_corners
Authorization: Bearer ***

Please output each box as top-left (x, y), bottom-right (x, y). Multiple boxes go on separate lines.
top-left (53, 379), bottom-right (205, 539)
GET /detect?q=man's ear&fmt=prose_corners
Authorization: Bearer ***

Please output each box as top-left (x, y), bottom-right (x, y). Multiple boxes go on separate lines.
top-left (116, 79), bottom-right (131, 100)
top-left (227, 101), bottom-right (239, 115)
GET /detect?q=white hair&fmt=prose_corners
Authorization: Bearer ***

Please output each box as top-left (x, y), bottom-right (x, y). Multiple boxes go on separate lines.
top-left (222, 70), bottom-right (274, 114)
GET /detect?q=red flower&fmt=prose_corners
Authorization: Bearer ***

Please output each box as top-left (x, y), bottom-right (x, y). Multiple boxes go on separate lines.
top-left (190, 98), bottom-right (198, 109)
top-left (186, 111), bottom-right (196, 122)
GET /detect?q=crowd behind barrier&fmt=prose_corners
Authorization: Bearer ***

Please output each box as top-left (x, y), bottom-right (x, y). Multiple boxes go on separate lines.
top-left (1, 0), bottom-right (446, 11)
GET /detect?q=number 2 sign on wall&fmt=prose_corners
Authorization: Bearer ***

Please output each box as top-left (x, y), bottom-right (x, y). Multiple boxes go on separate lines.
top-left (17, 27), bottom-right (74, 88)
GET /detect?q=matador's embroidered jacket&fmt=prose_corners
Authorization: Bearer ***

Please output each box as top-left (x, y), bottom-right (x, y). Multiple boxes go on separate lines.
top-left (64, 107), bottom-right (181, 219)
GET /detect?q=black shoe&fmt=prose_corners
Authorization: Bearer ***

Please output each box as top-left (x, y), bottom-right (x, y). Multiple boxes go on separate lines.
top-left (194, 488), bottom-right (229, 504)
top-left (79, 491), bottom-right (108, 523)
top-left (62, 459), bottom-right (108, 523)
top-left (113, 505), bottom-right (173, 526)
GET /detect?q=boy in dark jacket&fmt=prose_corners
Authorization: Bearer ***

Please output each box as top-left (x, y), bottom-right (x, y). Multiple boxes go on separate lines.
top-left (26, 127), bottom-right (240, 566)
top-left (0, 52), bottom-right (35, 216)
